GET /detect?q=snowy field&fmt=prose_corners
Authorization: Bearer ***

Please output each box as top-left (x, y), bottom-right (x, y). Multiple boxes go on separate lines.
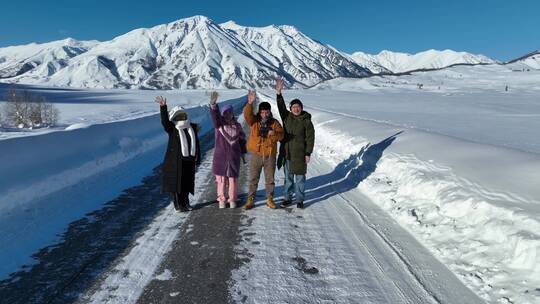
top-left (1, 63), bottom-right (540, 303)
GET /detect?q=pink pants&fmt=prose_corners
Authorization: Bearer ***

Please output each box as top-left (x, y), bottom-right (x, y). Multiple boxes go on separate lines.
top-left (215, 175), bottom-right (238, 203)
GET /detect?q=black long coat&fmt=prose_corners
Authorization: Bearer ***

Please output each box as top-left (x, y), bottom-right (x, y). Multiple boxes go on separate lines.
top-left (160, 105), bottom-right (201, 194)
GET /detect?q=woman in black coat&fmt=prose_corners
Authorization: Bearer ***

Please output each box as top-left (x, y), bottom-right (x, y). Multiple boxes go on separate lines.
top-left (155, 96), bottom-right (201, 212)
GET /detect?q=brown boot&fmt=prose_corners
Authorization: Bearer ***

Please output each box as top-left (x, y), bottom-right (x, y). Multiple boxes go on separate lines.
top-left (266, 196), bottom-right (277, 209)
top-left (244, 196), bottom-right (255, 210)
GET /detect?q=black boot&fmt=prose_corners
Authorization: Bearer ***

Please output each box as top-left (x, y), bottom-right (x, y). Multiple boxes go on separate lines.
top-left (172, 193), bottom-right (181, 211)
top-left (281, 199), bottom-right (292, 208)
top-left (182, 200), bottom-right (193, 211)
top-left (296, 201), bottom-right (304, 209)
top-left (179, 193), bottom-right (192, 212)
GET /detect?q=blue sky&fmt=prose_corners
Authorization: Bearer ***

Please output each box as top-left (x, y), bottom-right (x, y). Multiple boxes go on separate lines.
top-left (1, 0), bottom-right (538, 61)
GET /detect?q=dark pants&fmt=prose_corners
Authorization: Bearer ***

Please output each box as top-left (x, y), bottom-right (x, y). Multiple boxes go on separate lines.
top-left (176, 159), bottom-right (195, 204)
top-left (171, 192), bottom-right (190, 207)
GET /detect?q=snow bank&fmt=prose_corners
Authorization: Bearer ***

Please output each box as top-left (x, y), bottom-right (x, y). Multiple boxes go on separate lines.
top-left (308, 108), bottom-right (540, 303)
top-left (0, 113), bottom-right (168, 278)
top-left (0, 114), bottom-right (164, 213)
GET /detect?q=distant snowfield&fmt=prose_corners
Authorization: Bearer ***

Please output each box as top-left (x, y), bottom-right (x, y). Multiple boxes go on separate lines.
top-left (1, 64), bottom-right (540, 303)
top-left (0, 85), bottom-right (245, 140)
top-left (313, 64), bottom-right (540, 155)
top-left (349, 49), bottom-right (495, 74)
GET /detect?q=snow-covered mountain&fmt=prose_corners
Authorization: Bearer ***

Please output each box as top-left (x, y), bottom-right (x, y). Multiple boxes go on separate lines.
top-left (2, 15), bottom-right (520, 89)
top-left (505, 50), bottom-right (540, 70)
top-left (0, 38), bottom-right (99, 79)
top-left (220, 21), bottom-right (366, 86)
top-left (349, 49), bottom-right (497, 74)
top-left (0, 16), bottom-right (369, 89)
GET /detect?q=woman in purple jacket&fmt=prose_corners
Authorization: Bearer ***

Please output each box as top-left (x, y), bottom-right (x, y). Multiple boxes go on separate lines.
top-left (209, 92), bottom-right (246, 208)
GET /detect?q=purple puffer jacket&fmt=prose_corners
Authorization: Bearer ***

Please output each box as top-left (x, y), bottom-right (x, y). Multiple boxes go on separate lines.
top-left (210, 104), bottom-right (246, 178)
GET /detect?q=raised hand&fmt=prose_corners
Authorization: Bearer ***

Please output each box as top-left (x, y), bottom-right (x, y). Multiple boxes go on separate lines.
top-left (210, 91), bottom-right (218, 105)
top-left (155, 96), bottom-right (167, 106)
top-left (276, 78), bottom-right (284, 95)
top-left (247, 90), bottom-right (256, 105)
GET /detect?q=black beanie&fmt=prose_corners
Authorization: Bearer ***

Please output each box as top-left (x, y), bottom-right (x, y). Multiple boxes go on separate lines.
top-left (258, 101), bottom-right (271, 111)
top-left (289, 99), bottom-right (303, 109)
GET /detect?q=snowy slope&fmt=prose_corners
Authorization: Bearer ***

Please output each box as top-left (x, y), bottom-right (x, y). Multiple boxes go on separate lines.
top-left (314, 62), bottom-right (540, 101)
top-left (506, 50), bottom-right (540, 70)
top-left (0, 38), bottom-right (98, 79)
top-left (313, 65), bottom-right (540, 154)
top-left (220, 21), bottom-right (368, 86)
top-left (0, 16), bottom-right (369, 89)
top-left (349, 49), bottom-right (496, 74)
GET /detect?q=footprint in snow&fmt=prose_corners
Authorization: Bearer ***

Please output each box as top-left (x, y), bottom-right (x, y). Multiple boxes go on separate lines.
top-left (292, 256), bottom-right (319, 274)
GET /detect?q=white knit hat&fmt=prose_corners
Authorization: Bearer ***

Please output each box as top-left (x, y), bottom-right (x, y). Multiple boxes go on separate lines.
top-left (169, 106), bottom-right (187, 120)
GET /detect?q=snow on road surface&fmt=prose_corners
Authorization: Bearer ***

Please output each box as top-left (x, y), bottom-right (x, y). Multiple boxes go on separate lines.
top-left (229, 96), bottom-right (482, 304)
top-left (80, 159), bottom-right (211, 303)
top-left (231, 135), bottom-right (482, 303)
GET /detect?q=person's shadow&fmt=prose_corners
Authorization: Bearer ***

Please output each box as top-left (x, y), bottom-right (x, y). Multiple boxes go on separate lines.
top-left (303, 131), bottom-right (403, 208)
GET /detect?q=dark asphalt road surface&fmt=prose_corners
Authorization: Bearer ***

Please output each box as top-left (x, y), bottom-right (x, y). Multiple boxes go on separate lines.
top-left (0, 166), bottom-right (169, 304)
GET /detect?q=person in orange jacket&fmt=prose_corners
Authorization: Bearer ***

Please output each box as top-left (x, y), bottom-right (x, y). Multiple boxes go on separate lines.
top-left (243, 90), bottom-right (284, 209)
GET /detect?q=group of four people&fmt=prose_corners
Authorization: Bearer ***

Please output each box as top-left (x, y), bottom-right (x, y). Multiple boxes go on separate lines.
top-left (155, 79), bottom-right (315, 212)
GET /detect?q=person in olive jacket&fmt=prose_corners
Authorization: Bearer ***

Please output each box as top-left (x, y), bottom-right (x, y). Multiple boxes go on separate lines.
top-left (155, 95), bottom-right (201, 212)
top-left (275, 79), bottom-right (315, 209)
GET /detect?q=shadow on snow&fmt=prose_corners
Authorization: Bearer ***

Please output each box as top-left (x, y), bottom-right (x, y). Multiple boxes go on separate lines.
top-left (248, 131), bottom-right (402, 209)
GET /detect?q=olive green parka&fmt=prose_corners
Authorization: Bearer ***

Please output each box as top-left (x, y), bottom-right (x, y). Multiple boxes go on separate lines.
top-left (276, 94), bottom-right (315, 175)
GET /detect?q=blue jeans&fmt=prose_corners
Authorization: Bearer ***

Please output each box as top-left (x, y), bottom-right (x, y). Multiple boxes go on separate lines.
top-left (283, 160), bottom-right (306, 202)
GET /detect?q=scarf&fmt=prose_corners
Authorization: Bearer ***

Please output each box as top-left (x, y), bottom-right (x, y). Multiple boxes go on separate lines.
top-left (175, 119), bottom-right (196, 157)
top-left (218, 122), bottom-right (242, 146)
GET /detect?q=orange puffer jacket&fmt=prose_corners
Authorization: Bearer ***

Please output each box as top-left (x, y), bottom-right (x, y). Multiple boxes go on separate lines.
top-left (243, 103), bottom-right (284, 157)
